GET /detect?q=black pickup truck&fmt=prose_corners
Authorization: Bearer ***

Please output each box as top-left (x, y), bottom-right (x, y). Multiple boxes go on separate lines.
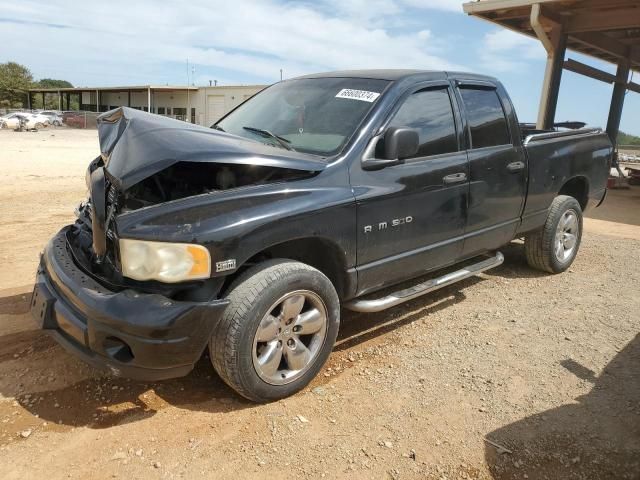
top-left (31, 70), bottom-right (611, 402)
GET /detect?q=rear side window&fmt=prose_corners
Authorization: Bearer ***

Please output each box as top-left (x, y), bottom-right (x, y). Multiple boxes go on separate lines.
top-left (459, 88), bottom-right (511, 149)
top-left (388, 87), bottom-right (458, 158)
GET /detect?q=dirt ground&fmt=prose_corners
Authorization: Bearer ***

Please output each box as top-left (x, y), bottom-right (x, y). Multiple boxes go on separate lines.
top-left (0, 128), bottom-right (639, 480)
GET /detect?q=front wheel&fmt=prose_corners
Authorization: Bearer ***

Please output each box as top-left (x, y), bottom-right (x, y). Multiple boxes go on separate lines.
top-left (210, 259), bottom-right (340, 402)
top-left (525, 195), bottom-right (583, 273)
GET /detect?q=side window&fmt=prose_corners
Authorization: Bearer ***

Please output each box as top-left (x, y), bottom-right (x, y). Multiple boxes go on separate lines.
top-left (387, 87), bottom-right (458, 159)
top-left (459, 88), bottom-right (511, 149)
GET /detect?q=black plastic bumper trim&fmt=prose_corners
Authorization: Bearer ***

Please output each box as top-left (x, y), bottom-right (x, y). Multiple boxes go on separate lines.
top-left (31, 226), bottom-right (229, 381)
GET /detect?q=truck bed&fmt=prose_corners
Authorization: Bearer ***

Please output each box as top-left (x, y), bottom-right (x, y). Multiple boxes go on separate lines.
top-left (518, 128), bottom-right (612, 234)
top-left (522, 127), bottom-right (603, 145)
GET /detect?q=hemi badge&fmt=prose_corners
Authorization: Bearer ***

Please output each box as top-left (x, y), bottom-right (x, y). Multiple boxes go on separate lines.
top-left (215, 259), bottom-right (236, 272)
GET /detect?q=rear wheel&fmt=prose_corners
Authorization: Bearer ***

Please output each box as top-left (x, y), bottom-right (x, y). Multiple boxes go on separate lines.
top-left (210, 259), bottom-right (340, 402)
top-left (525, 195), bottom-right (583, 273)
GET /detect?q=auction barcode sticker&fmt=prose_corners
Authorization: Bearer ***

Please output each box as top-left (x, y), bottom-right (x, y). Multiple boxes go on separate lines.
top-left (335, 89), bottom-right (381, 102)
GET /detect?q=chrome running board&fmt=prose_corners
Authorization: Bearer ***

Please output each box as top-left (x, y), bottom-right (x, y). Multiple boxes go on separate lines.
top-left (344, 252), bottom-right (504, 313)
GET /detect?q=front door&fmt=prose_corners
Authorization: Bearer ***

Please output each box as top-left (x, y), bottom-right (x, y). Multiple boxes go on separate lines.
top-left (351, 83), bottom-right (469, 296)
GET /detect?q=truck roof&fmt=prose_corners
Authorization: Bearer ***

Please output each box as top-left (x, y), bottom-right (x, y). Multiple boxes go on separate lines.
top-left (296, 69), bottom-right (498, 83)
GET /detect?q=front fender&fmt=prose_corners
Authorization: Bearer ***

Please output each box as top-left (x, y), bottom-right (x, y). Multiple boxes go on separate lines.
top-left (115, 179), bottom-right (356, 278)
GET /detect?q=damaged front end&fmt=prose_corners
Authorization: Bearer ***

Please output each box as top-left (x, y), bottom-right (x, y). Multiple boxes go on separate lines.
top-left (70, 166), bottom-right (219, 301)
top-left (121, 161), bottom-right (313, 210)
top-left (72, 107), bottom-right (324, 300)
top-left (31, 107), bottom-right (327, 379)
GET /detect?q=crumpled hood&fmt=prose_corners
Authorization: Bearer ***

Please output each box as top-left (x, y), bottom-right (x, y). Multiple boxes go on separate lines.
top-left (97, 107), bottom-right (327, 190)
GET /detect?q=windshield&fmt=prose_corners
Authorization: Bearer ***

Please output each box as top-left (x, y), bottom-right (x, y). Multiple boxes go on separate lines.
top-left (216, 77), bottom-right (389, 157)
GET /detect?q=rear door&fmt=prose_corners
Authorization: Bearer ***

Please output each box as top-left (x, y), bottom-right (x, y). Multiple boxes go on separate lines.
top-left (454, 82), bottom-right (527, 257)
top-left (352, 82), bottom-right (469, 295)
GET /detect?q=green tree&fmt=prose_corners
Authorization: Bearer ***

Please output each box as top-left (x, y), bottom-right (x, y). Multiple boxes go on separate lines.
top-left (0, 61), bottom-right (33, 108)
top-left (37, 78), bottom-right (73, 89)
top-left (617, 131), bottom-right (640, 146)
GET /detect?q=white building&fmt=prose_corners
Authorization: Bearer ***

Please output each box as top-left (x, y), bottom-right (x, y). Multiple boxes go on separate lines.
top-left (27, 84), bottom-right (267, 127)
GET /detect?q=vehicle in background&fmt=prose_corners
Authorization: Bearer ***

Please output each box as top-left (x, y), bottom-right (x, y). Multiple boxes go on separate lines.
top-left (1, 112), bottom-right (22, 129)
top-left (32, 70), bottom-right (611, 402)
top-left (29, 112), bottom-right (51, 126)
top-left (0, 113), bottom-right (11, 129)
top-left (40, 110), bottom-right (64, 126)
top-left (16, 113), bottom-right (44, 131)
top-left (0, 112), bottom-right (43, 131)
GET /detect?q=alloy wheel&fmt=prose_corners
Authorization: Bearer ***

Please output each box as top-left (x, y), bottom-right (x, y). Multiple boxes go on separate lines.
top-left (554, 209), bottom-right (579, 263)
top-left (252, 290), bottom-right (328, 385)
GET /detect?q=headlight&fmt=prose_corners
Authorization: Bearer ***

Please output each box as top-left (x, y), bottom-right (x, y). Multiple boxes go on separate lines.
top-left (119, 239), bottom-right (211, 283)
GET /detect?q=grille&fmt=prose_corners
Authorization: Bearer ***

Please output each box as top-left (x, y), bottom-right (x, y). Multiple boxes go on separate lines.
top-left (106, 184), bottom-right (118, 241)
top-left (107, 184), bottom-right (117, 205)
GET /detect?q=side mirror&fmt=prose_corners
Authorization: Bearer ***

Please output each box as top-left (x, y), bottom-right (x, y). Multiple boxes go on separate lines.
top-left (362, 127), bottom-right (419, 171)
top-left (384, 127), bottom-right (419, 161)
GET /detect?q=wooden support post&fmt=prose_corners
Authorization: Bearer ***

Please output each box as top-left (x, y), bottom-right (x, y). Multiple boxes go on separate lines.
top-left (531, 4), bottom-right (566, 130)
top-left (127, 90), bottom-right (131, 107)
top-left (27, 91), bottom-right (32, 110)
top-left (41, 92), bottom-right (45, 109)
top-left (538, 35), bottom-right (566, 129)
top-left (606, 59), bottom-right (631, 146)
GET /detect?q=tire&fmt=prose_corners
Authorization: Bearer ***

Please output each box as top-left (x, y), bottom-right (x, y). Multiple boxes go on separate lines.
top-left (210, 259), bottom-right (340, 402)
top-left (525, 195), bottom-right (583, 273)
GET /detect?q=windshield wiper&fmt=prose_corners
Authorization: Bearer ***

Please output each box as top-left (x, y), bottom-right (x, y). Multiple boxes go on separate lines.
top-left (212, 124), bottom-right (225, 132)
top-left (242, 126), bottom-right (295, 151)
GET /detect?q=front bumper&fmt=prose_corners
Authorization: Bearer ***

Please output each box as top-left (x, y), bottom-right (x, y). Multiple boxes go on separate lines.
top-left (31, 226), bottom-right (229, 381)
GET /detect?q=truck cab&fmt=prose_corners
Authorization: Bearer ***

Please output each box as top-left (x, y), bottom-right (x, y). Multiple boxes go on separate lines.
top-left (350, 73), bottom-right (529, 294)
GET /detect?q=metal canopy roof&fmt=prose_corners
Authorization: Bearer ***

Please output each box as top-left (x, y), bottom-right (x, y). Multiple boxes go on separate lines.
top-left (463, 0), bottom-right (640, 72)
top-left (28, 85), bottom-right (199, 93)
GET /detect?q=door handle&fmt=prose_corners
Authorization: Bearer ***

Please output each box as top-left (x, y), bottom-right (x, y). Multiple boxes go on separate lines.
top-left (443, 172), bottom-right (467, 185)
top-left (507, 161), bottom-right (525, 173)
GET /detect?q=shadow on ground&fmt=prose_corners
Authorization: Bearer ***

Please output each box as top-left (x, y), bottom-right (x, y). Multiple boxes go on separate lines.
top-left (485, 333), bottom-right (640, 479)
top-left (0, 241), bottom-right (549, 431)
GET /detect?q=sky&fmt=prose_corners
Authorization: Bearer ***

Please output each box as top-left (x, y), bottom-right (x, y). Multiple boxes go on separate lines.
top-left (1, 0), bottom-right (638, 135)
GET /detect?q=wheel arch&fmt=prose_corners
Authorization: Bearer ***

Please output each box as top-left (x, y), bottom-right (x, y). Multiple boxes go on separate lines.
top-left (226, 237), bottom-right (353, 300)
top-left (558, 176), bottom-right (589, 211)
